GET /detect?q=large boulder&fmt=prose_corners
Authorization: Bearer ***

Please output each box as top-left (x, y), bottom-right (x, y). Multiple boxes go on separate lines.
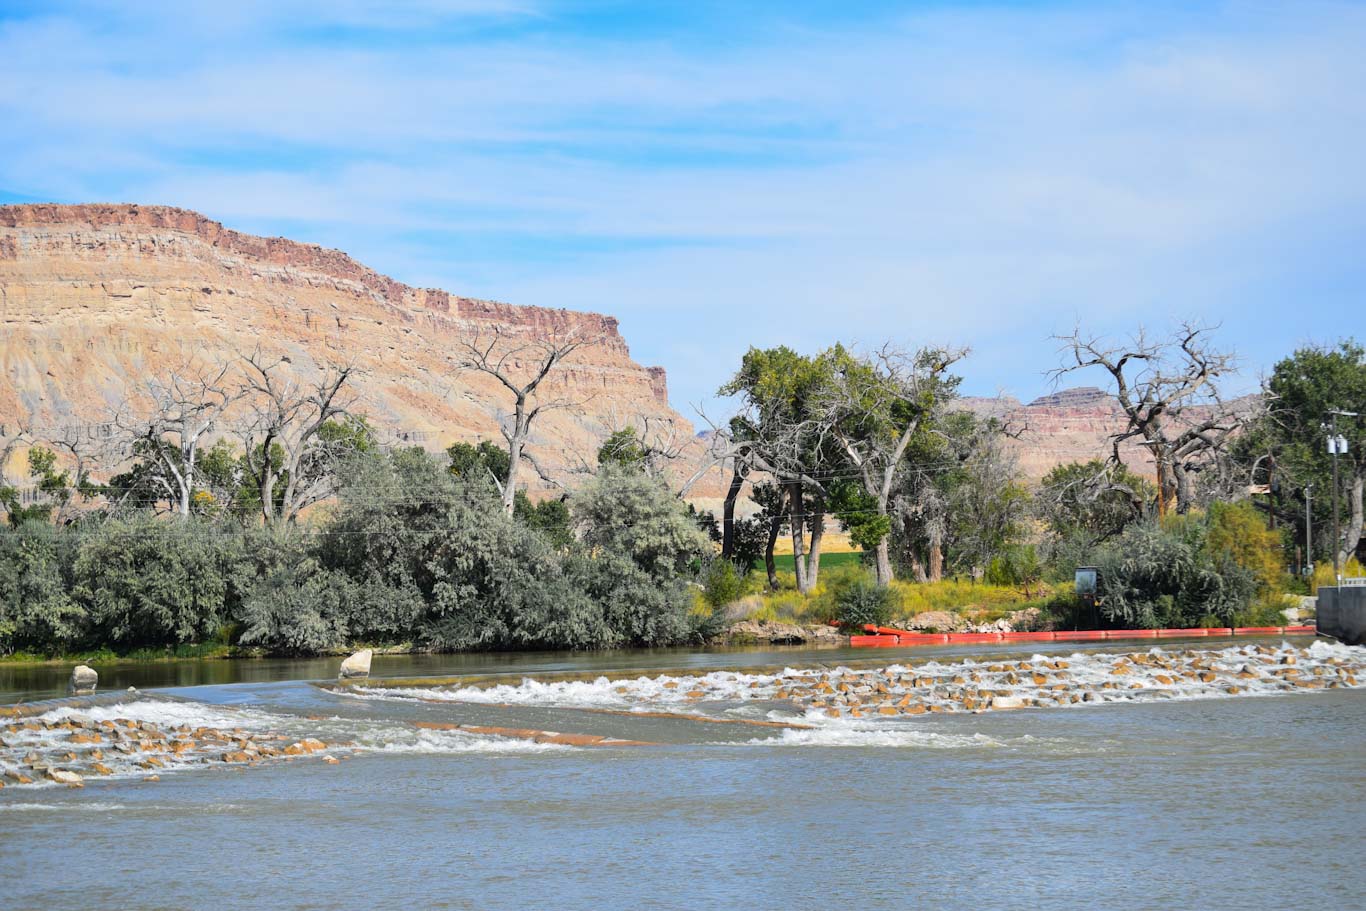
top-left (339, 649), bottom-right (373, 679)
top-left (69, 665), bottom-right (98, 694)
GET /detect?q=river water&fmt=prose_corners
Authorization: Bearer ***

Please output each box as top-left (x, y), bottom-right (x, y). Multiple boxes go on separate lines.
top-left (3, 636), bottom-right (1363, 910)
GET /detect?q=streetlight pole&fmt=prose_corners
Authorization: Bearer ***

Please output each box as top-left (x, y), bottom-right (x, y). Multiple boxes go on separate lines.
top-left (1328, 409), bottom-right (1358, 583)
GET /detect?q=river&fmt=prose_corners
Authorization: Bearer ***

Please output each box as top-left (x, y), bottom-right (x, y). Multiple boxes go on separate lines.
top-left (3, 636), bottom-right (1363, 910)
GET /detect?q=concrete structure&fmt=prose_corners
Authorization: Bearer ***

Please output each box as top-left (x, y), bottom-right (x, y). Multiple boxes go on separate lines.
top-left (1317, 584), bottom-right (1366, 646)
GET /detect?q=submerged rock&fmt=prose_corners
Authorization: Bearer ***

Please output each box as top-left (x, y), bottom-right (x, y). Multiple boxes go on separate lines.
top-left (339, 649), bottom-right (373, 679)
top-left (70, 665), bottom-right (98, 694)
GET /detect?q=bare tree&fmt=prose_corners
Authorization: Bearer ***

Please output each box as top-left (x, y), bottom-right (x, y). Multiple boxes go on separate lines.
top-left (114, 358), bottom-right (240, 518)
top-left (45, 422), bottom-right (111, 523)
top-left (456, 326), bottom-right (597, 516)
top-left (237, 350), bottom-right (361, 526)
top-left (595, 409), bottom-right (691, 477)
top-left (1053, 323), bottom-right (1242, 515)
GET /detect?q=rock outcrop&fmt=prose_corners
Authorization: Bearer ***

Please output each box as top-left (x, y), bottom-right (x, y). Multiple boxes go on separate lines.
top-left (0, 203), bottom-right (691, 489)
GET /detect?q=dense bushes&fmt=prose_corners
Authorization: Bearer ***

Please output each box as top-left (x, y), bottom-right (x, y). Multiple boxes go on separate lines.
top-left (1093, 517), bottom-right (1259, 628)
top-left (0, 449), bottom-right (710, 657)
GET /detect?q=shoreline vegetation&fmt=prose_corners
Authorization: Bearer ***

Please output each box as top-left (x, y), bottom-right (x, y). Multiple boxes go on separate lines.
top-left (3, 333), bottom-right (1364, 664)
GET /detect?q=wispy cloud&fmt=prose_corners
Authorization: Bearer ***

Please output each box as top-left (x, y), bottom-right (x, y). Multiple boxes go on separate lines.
top-left (2, 1), bottom-right (1363, 411)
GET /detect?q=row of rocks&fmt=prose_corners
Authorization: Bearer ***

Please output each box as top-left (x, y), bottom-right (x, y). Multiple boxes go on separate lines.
top-left (1, 712), bottom-right (341, 789)
top-left (597, 642), bottom-right (1364, 720)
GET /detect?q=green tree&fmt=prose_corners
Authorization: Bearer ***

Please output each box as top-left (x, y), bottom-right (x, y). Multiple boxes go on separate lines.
top-left (572, 464), bottom-right (711, 583)
top-left (447, 440), bottom-right (511, 489)
top-left (597, 427), bottom-right (648, 471)
top-left (1036, 459), bottom-right (1152, 546)
top-left (1261, 341), bottom-right (1366, 568)
top-left (72, 515), bottom-right (238, 647)
top-left (0, 522), bottom-right (83, 653)
top-left (817, 343), bottom-right (967, 584)
top-left (719, 346), bottom-right (838, 593)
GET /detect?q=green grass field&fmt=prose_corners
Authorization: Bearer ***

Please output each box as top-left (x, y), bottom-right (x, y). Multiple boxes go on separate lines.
top-left (764, 551), bottom-right (864, 572)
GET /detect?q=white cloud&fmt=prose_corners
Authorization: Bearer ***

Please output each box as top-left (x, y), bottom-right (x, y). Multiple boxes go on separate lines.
top-left (1, 1), bottom-right (1363, 411)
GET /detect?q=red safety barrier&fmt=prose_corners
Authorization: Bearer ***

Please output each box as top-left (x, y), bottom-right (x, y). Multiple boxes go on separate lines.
top-left (849, 635), bottom-right (901, 647)
top-left (944, 632), bottom-right (1002, 644)
top-left (848, 623), bottom-right (1317, 648)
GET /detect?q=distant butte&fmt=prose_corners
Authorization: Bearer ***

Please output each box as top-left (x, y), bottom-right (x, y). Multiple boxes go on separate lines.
top-left (0, 203), bottom-right (686, 489)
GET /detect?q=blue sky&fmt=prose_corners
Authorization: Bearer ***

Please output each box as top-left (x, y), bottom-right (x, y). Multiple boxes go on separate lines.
top-left (2, 0), bottom-right (1364, 417)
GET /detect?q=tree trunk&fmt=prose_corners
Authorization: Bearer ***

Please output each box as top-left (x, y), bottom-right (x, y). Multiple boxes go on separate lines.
top-left (720, 461), bottom-right (746, 560)
top-left (788, 482), bottom-right (809, 594)
top-left (1341, 474), bottom-right (1364, 569)
top-left (805, 496), bottom-right (826, 590)
top-left (503, 432), bottom-right (523, 517)
top-left (1154, 452), bottom-right (1176, 517)
top-left (764, 493), bottom-right (783, 590)
top-left (1173, 460), bottom-right (1194, 515)
top-left (928, 532), bottom-right (943, 583)
top-left (874, 538), bottom-right (893, 586)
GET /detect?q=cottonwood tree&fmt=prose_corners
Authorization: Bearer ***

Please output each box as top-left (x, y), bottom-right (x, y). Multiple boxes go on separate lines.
top-left (717, 346), bottom-right (837, 594)
top-left (818, 343), bottom-right (967, 585)
top-left (113, 358), bottom-right (240, 518)
top-left (1035, 459), bottom-right (1152, 548)
top-left (1053, 324), bottom-right (1242, 516)
top-left (457, 326), bottom-right (597, 516)
top-left (237, 351), bottom-right (363, 526)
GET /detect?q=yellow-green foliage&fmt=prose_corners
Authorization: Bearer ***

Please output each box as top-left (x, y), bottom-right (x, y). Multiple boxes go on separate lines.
top-left (891, 579), bottom-right (1030, 618)
top-left (1204, 501), bottom-right (1282, 592)
top-left (1312, 557), bottom-right (1366, 593)
top-left (736, 572), bottom-right (1033, 626)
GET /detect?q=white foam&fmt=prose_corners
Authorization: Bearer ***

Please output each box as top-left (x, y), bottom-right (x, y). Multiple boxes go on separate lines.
top-left (38, 699), bottom-right (280, 732)
top-left (749, 724), bottom-right (1005, 749)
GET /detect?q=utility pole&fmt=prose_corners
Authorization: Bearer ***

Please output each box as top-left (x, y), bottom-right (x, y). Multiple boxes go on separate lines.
top-left (1328, 409), bottom-right (1358, 583)
top-left (1305, 484), bottom-right (1313, 579)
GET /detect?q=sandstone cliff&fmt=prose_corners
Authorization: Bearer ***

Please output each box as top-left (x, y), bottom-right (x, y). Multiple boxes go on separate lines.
top-left (0, 203), bottom-right (690, 487)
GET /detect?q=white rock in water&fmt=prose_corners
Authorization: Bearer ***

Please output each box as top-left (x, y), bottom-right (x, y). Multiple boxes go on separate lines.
top-left (46, 769), bottom-right (84, 787)
top-left (70, 665), bottom-right (98, 693)
top-left (991, 696), bottom-right (1028, 710)
top-left (339, 649), bottom-right (373, 679)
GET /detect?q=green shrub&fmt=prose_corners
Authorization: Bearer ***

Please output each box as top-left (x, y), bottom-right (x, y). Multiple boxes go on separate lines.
top-left (836, 580), bottom-right (896, 628)
top-left (703, 559), bottom-right (746, 609)
top-left (1094, 521), bottom-right (1257, 629)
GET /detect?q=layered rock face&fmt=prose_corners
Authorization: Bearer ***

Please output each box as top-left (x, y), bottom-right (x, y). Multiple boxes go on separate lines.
top-left (0, 203), bottom-right (690, 486)
top-left (960, 387), bottom-right (1149, 480)
top-left (961, 386), bottom-right (1257, 481)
